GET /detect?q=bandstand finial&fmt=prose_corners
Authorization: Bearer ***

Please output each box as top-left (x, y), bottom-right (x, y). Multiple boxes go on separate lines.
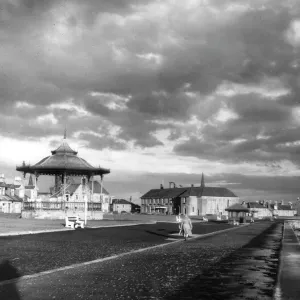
top-left (64, 125), bottom-right (67, 140)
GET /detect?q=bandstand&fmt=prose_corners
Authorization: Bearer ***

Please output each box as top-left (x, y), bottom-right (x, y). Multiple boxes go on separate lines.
top-left (16, 133), bottom-right (110, 224)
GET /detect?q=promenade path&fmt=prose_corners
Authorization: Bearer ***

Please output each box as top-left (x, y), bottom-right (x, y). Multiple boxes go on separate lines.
top-left (276, 222), bottom-right (300, 300)
top-left (0, 221), bottom-right (282, 300)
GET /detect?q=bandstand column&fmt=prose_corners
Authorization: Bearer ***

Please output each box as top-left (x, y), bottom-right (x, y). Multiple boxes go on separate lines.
top-left (100, 175), bottom-right (103, 197)
top-left (63, 172), bottom-right (66, 203)
top-left (84, 176), bottom-right (88, 225)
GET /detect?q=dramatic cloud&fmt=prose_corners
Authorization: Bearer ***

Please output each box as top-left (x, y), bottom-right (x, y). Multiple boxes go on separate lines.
top-left (2, 0), bottom-right (300, 200)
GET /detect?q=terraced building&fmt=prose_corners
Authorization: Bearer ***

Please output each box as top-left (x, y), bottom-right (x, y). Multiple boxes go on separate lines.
top-left (141, 174), bottom-right (239, 217)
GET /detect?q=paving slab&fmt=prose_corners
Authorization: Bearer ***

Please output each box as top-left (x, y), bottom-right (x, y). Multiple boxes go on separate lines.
top-left (276, 222), bottom-right (300, 300)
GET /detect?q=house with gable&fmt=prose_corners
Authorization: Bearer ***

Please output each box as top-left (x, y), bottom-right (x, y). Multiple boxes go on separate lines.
top-left (141, 174), bottom-right (239, 216)
top-left (49, 177), bottom-right (112, 212)
top-left (0, 174), bottom-right (23, 213)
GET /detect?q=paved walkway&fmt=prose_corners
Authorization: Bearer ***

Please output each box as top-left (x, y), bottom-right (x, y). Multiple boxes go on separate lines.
top-left (276, 222), bottom-right (300, 300)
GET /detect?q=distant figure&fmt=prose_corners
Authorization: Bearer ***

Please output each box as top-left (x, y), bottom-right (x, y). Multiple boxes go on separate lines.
top-left (176, 215), bottom-right (182, 235)
top-left (179, 214), bottom-right (193, 241)
top-left (0, 259), bottom-right (21, 299)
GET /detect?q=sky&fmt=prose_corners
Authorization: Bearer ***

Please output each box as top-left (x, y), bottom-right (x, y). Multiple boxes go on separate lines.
top-left (1, 0), bottom-right (300, 204)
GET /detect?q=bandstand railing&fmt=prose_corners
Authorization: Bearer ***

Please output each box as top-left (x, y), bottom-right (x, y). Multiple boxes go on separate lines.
top-left (22, 202), bottom-right (102, 211)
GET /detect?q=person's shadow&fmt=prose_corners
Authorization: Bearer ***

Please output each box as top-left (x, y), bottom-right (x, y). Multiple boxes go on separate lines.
top-left (0, 259), bottom-right (22, 300)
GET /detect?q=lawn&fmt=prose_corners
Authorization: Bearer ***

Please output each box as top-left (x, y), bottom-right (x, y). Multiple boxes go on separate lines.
top-left (0, 222), bottom-right (233, 277)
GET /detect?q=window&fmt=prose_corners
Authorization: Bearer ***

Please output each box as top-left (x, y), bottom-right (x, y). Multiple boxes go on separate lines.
top-left (184, 208), bottom-right (186, 214)
top-left (192, 207), bottom-right (194, 212)
top-left (123, 205), bottom-right (124, 208)
top-left (76, 195), bottom-right (79, 200)
top-left (183, 198), bottom-right (186, 204)
top-left (65, 194), bottom-right (70, 201)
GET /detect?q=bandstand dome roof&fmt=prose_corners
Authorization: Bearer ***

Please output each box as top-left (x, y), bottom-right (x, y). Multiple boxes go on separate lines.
top-left (16, 136), bottom-right (110, 178)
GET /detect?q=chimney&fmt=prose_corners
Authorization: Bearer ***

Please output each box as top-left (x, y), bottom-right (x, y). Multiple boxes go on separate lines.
top-left (0, 174), bottom-right (5, 183)
top-left (14, 176), bottom-right (22, 186)
top-left (169, 182), bottom-right (176, 188)
top-left (160, 184), bottom-right (164, 190)
top-left (191, 184), bottom-right (194, 187)
top-left (281, 200), bottom-right (284, 205)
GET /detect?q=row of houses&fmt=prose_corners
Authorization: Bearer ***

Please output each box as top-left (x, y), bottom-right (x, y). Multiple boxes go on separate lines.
top-left (140, 177), bottom-right (299, 218)
top-left (141, 177), bottom-right (239, 216)
top-left (0, 174), bottom-right (139, 214)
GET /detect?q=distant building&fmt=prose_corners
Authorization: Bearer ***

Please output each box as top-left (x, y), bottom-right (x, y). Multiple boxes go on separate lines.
top-left (141, 174), bottom-right (239, 216)
top-left (49, 177), bottom-right (112, 212)
top-left (270, 200), bottom-right (296, 217)
top-left (111, 199), bottom-right (132, 213)
top-left (0, 175), bottom-right (23, 213)
top-left (24, 175), bottom-right (39, 201)
top-left (247, 202), bottom-right (273, 219)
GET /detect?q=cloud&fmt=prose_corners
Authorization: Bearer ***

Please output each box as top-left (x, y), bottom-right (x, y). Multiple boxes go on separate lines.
top-left (2, 0), bottom-right (300, 202)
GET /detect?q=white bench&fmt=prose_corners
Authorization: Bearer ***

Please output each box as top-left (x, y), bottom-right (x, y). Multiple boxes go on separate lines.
top-left (65, 216), bottom-right (85, 229)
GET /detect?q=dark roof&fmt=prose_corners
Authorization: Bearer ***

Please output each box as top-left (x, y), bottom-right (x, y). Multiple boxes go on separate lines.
top-left (16, 138), bottom-right (110, 177)
top-left (28, 175), bottom-right (34, 186)
top-left (5, 184), bottom-right (15, 189)
top-left (0, 182), bottom-right (6, 187)
top-left (247, 202), bottom-right (265, 209)
top-left (88, 181), bottom-right (109, 195)
top-left (51, 141), bottom-right (78, 155)
top-left (141, 186), bottom-right (237, 199)
top-left (112, 199), bottom-right (132, 205)
top-left (66, 184), bottom-right (80, 195)
top-left (25, 185), bottom-right (35, 190)
top-left (50, 181), bottom-right (109, 197)
top-left (225, 203), bottom-right (249, 212)
top-left (0, 194), bottom-right (23, 202)
top-left (270, 204), bottom-right (295, 211)
top-left (141, 188), bottom-right (187, 199)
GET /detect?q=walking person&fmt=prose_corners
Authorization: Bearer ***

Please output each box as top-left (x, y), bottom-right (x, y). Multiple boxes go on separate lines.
top-left (180, 214), bottom-right (193, 241)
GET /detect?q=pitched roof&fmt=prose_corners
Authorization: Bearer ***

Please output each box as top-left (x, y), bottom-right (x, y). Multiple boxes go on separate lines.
top-left (225, 203), bottom-right (249, 212)
top-left (141, 186), bottom-right (237, 199)
top-left (112, 199), bottom-right (132, 205)
top-left (50, 181), bottom-right (109, 197)
top-left (25, 186), bottom-right (36, 190)
top-left (271, 204), bottom-right (295, 211)
top-left (88, 181), bottom-right (109, 195)
top-left (66, 183), bottom-right (80, 195)
top-left (141, 188), bottom-right (187, 199)
top-left (247, 202), bottom-right (265, 209)
top-left (51, 140), bottom-right (78, 155)
top-left (201, 187), bottom-right (237, 197)
top-left (0, 194), bottom-right (23, 202)
top-left (50, 183), bottom-right (79, 197)
top-left (28, 175), bottom-right (34, 186)
top-left (16, 138), bottom-right (110, 177)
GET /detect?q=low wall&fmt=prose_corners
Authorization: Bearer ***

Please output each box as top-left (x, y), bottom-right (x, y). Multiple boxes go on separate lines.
top-left (288, 220), bottom-right (300, 229)
top-left (21, 210), bottom-right (104, 220)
